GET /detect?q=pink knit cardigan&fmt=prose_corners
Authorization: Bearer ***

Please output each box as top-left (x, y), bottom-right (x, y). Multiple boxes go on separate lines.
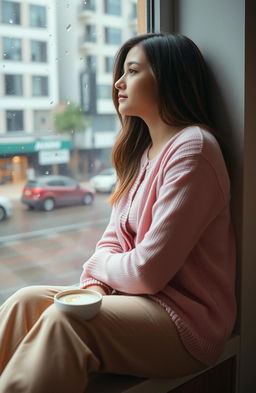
top-left (80, 126), bottom-right (237, 365)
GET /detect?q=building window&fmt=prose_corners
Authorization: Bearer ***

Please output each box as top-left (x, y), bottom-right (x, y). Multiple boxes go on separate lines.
top-left (82, 0), bottom-right (95, 11)
top-left (3, 37), bottom-right (22, 60)
top-left (104, 27), bottom-right (122, 45)
top-left (30, 5), bottom-right (47, 28)
top-left (105, 56), bottom-right (114, 73)
top-left (31, 41), bottom-right (47, 62)
top-left (104, 0), bottom-right (121, 16)
top-left (85, 25), bottom-right (96, 42)
top-left (34, 110), bottom-right (50, 131)
top-left (131, 2), bottom-right (137, 19)
top-left (6, 110), bottom-right (24, 132)
top-left (86, 55), bottom-right (97, 71)
top-left (32, 76), bottom-right (48, 96)
top-left (2, 1), bottom-right (20, 24)
top-left (97, 84), bottom-right (112, 99)
top-left (5, 74), bottom-right (23, 95)
top-left (92, 115), bottom-right (116, 132)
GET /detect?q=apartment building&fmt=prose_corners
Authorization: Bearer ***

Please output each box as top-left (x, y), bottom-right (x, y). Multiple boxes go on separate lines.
top-left (56, 0), bottom-right (137, 177)
top-left (0, 0), bottom-right (71, 183)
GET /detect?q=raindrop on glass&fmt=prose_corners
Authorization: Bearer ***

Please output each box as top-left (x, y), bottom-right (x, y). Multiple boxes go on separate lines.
top-left (50, 100), bottom-right (54, 105)
top-left (66, 3), bottom-right (70, 8)
top-left (67, 100), bottom-right (70, 105)
top-left (45, 171), bottom-right (49, 175)
top-left (3, 52), bottom-right (7, 57)
top-left (2, 64), bottom-right (6, 69)
top-left (9, 18), bottom-right (13, 24)
top-left (55, 57), bottom-right (58, 62)
top-left (65, 50), bottom-right (69, 55)
top-left (66, 24), bottom-right (71, 32)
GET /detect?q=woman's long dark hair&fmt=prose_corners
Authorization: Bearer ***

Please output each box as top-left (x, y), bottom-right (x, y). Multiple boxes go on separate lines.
top-left (110, 33), bottom-right (215, 205)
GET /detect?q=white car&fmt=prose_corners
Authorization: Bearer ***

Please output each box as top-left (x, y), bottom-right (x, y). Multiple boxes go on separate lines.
top-left (0, 196), bottom-right (13, 221)
top-left (90, 168), bottom-right (117, 193)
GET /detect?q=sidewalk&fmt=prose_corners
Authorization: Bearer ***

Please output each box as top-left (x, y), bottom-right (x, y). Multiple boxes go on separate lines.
top-left (0, 182), bottom-right (24, 200)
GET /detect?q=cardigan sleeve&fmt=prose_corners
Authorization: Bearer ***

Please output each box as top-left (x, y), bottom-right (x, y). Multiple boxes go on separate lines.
top-left (80, 150), bottom-right (228, 295)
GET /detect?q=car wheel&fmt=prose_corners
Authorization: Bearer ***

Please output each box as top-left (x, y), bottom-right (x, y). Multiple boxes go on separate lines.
top-left (0, 206), bottom-right (6, 221)
top-left (82, 193), bottom-right (93, 205)
top-left (43, 198), bottom-right (55, 212)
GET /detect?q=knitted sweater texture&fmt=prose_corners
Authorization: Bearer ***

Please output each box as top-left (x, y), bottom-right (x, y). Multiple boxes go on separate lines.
top-left (80, 126), bottom-right (237, 365)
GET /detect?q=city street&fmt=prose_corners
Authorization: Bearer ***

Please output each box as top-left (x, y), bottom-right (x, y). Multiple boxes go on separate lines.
top-left (0, 193), bottom-right (112, 305)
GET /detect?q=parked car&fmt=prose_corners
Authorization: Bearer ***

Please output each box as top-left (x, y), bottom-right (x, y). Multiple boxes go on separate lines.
top-left (21, 175), bottom-right (94, 212)
top-left (0, 196), bottom-right (13, 221)
top-left (90, 168), bottom-right (117, 193)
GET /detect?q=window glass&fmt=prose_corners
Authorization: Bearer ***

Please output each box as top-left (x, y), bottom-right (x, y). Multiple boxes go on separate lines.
top-left (104, 27), bottom-right (122, 44)
top-left (105, 56), bottom-right (114, 73)
top-left (0, 0), bottom-right (144, 304)
top-left (47, 179), bottom-right (65, 186)
top-left (86, 55), bottom-right (97, 71)
top-left (5, 74), bottom-right (23, 95)
top-left (3, 37), bottom-right (22, 60)
top-left (34, 111), bottom-right (50, 132)
top-left (63, 178), bottom-right (78, 187)
top-left (104, 0), bottom-right (121, 16)
top-left (31, 41), bottom-right (47, 62)
top-left (82, 0), bottom-right (95, 11)
top-left (2, 0), bottom-right (20, 25)
top-left (92, 115), bottom-right (116, 132)
top-left (84, 25), bottom-right (96, 42)
top-left (30, 4), bottom-right (47, 28)
top-left (32, 76), bottom-right (49, 96)
top-left (6, 110), bottom-right (24, 131)
top-left (97, 84), bottom-right (112, 99)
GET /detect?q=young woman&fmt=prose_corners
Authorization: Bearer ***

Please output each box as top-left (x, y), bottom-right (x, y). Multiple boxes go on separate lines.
top-left (0, 33), bottom-right (236, 393)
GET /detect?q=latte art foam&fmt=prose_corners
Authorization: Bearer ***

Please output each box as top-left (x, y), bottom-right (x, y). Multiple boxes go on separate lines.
top-left (60, 294), bottom-right (98, 305)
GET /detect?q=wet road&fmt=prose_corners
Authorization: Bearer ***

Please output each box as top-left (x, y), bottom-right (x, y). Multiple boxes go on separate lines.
top-left (0, 194), bottom-right (112, 304)
top-left (0, 193), bottom-right (112, 241)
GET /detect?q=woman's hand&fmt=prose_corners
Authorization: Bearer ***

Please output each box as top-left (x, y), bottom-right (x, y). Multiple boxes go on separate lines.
top-left (85, 285), bottom-right (107, 296)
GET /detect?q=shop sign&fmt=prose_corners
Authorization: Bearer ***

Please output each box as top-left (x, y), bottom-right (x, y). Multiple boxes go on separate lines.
top-left (0, 139), bottom-right (72, 155)
top-left (39, 149), bottom-right (70, 165)
top-left (34, 141), bottom-right (62, 151)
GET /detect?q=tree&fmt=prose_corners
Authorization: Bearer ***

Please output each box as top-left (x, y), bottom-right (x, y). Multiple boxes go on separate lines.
top-left (54, 103), bottom-right (90, 175)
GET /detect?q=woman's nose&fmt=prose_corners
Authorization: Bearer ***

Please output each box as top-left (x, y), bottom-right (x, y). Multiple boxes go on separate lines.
top-left (115, 74), bottom-right (126, 90)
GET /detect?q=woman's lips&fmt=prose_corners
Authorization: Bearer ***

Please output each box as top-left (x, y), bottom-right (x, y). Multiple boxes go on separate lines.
top-left (118, 95), bottom-right (127, 102)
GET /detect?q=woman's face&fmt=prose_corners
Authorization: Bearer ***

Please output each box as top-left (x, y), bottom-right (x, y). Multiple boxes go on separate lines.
top-left (114, 45), bottom-right (159, 120)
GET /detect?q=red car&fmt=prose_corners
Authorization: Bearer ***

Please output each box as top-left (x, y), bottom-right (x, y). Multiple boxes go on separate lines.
top-left (21, 175), bottom-right (94, 211)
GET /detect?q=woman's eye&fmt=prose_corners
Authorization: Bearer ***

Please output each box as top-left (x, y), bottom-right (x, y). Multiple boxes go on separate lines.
top-left (128, 68), bottom-right (137, 74)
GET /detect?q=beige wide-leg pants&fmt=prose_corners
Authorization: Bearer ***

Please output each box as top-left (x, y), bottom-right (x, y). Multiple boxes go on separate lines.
top-left (0, 285), bottom-right (204, 393)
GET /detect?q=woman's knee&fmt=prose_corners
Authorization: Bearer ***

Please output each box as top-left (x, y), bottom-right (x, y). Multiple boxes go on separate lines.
top-left (9, 285), bottom-right (52, 307)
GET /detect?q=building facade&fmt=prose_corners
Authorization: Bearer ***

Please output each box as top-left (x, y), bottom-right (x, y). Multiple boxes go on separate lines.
top-left (0, 0), bottom-right (71, 183)
top-left (56, 0), bottom-right (137, 177)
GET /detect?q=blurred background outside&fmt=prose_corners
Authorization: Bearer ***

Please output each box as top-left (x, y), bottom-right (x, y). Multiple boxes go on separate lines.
top-left (0, 0), bottom-right (142, 304)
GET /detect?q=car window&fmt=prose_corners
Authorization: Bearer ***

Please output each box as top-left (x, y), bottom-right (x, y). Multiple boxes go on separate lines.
top-left (61, 178), bottom-right (77, 187)
top-left (46, 179), bottom-right (65, 186)
top-left (26, 180), bottom-right (40, 187)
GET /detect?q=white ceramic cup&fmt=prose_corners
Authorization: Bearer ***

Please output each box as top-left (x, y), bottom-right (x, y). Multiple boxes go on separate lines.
top-left (54, 289), bottom-right (103, 320)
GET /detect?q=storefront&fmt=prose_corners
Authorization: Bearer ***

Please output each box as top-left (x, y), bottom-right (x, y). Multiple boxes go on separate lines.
top-left (0, 137), bottom-right (72, 184)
